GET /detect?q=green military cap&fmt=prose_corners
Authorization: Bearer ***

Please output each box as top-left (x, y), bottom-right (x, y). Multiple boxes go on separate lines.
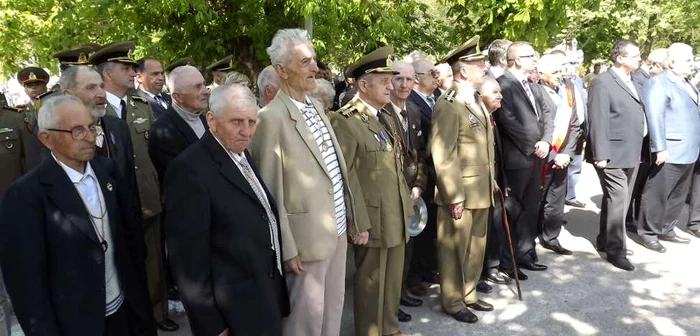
top-left (206, 55), bottom-right (235, 72)
top-left (17, 67), bottom-right (50, 86)
top-left (345, 46), bottom-right (399, 79)
top-left (53, 43), bottom-right (101, 66)
top-left (166, 57), bottom-right (195, 73)
top-left (89, 41), bottom-right (138, 66)
top-left (440, 35), bottom-right (487, 65)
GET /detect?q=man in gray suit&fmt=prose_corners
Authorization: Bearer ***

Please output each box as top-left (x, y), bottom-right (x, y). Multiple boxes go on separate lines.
top-left (586, 40), bottom-right (647, 271)
top-left (636, 43), bottom-right (699, 251)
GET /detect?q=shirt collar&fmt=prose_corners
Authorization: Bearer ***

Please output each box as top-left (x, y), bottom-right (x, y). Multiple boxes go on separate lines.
top-left (412, 88), bottom-right (433, 100)
top-left (391, 101), bottom-right (405, 114)
top-left (509, 69), bottom-right (529, 84)
top-left (359, 98), bottom-right (379, 118)
top-left (289, 96), bottom-right (312, 111)
top-left (52, 153), bottom-right (95, 184)
top-left (611, 66), bottom-right (631, 82)
top-left (172, 101), bottom-right (202, 121)
top-left (105, 91), bottom-right (126, 111)
top-left (211, 130), bottom-right (245, 161)
top-left (139, 88), bottom-right (157, 99)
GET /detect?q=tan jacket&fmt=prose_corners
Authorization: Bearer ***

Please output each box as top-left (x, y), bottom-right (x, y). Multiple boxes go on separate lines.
top-left (249, 90), bottom-right (358, 262)
top-left (106, 94), bottom-right (162, 219)
top-left (430, 81), bottom-right (495, 209)
top-left (329, 97), bottom-right (412, 248)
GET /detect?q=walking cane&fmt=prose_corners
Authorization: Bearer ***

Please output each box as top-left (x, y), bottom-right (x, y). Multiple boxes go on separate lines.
top-left (496, 187), bottom-right (523, 301)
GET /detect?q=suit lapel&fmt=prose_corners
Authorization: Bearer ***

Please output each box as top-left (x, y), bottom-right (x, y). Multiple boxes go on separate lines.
top-left (666, 71), bottom-right (699, 105)
top-left (39, 158), bottom-right (100, 244)
top-left (279, 91), bottom-right (330, 177)
top-left (205, 132), bottom-right (262, 205)
top-left (609, 69), bottom-right (641, 103)
top-left (409, 91), bottom-right (432, 120)
top-left (504, 70), bottom-right (537, 115)
top-left (167, 107), bottom-right (200, 145)
top-left (91, 160), bottom-right (119, 238)
top-left (383, 103), bottom-right (408, 146)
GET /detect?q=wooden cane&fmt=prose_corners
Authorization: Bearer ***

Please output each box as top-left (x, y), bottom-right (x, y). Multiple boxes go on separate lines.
top-left (497, 187), bottom-right (523, 301)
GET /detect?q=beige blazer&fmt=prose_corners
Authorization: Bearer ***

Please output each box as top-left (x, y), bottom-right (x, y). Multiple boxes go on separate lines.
top-left (249, 90), bottom-right (357, 262)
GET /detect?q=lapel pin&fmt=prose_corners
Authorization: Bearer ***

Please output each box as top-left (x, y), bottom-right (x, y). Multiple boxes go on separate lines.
top-left (106, 183), bottom-right (113, 191)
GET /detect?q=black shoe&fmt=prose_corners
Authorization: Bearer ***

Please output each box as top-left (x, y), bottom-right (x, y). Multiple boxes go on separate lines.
top-left (607, 256), bottom-right (635, 271)
top-left (484, 269), bottom-right (512, 284)
top-left (400, 295), bottom-right (423, 307)
top-left (167, 286), bottom-right (180, 301)
top-left (518, 262), bottom-right (548, 271)
top-left (157, 318), bottom-right (180, 332)
top-left (565, 199), bottom-right (586, 208)
top-left (541, 241), bottom-right (573, 255)
top-left (501, 268), bottom-right (528, 281)
top-left (688, 229), bottom-right (700, 238)
top-left (476, 280), bottom-right (493, 293)
top-left (596, 244), bottom-right (634, 256)
top-left (466, 299), bottom-right (494, 312)
top-left (398, 309), bottom-right (412, 322)
top-left (659, 234), bottom-right (691, 244)
top-left (449, 308), bottom-right (478, 323)
top-left (642, 240), bottom-right (667, 253)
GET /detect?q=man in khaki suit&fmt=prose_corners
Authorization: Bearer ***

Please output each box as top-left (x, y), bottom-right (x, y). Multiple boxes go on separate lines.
top-left (329, 46), bottom-right (413, 336)
top-left (249, 28), bottom-right (359, 336)
top-left (431, 36), bottom-right (495, 324)
top-left (90, 42), bottom-right (178, 332)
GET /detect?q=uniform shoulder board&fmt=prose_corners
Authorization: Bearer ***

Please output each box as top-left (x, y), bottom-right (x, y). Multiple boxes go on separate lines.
top-left (1, 105), bottom-right (22, 113)
top-left (445, 90), bottom-right (457, 103)
top-left (338, 106), bottom-right (358, 118)
top-left (36, 90), bottom-right (54, 100)
top-left (131, 95), bottom-right (148, 103)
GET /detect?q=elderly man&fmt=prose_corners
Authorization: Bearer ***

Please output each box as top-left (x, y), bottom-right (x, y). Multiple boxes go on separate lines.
top-left (135, 57), bottom-right (170, 119)
top-left (0, 95), bottom-right (155, 336)
top-left (632, 48), bottom-right (668, 88)
top-left (586, 40), bottom-right (646, 271)
top-left (329, 46), bottom-right (412, 336)
top-left (535, 53), bottom-right (581, 256)
top-left (431, 36), bottom-right (495, 324)
top-left (149, 65), bottom-right (210, 188)
top-left (487, 39), bottom-right (512, 79)
top-left (384, 60), bottom-right (428, 322)
top-left (207, 55), bottom-right (235, 88)
top-left (636, 43), bottom-right (699, 250)
top-left (249, 29), bottom-right (357, 336)
top-left (435, 63), bottom-right (453, 93)
top-left (257, 65), bottom-right (280, 107)
top-left (494, 41), bottom-right (553, 279)
top-left (165, 84), bottom-right (290, 336)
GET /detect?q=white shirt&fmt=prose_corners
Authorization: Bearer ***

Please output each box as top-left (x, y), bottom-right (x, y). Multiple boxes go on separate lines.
top-left (611, 66), bottom-right (638, 98)
top-left (359, 98), bottom-right (379, 119)
top-left (172, 101), bottom-right (206, 138)
top-left (106, 92), bottom-right (127, 119)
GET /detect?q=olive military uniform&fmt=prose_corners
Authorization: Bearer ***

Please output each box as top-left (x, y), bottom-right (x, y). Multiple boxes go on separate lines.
top-left (0, 105), bottom-right (33, 195)
top-left (329, 96), bottom-right (412, 336)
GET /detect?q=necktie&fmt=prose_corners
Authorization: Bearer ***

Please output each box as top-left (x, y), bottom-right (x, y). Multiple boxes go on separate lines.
top-left (426, 95), bottom-right (435, 108)
top-left (521, 80), bottom-right (538, 119)
top-left (237, 156), bottom-right (282, 274)
top-left (155, 94), bottom-right (168, 109)
top-left (119, 100), bottom-right (127, 121)
top-left (399, 109), bottom-right (409, 133)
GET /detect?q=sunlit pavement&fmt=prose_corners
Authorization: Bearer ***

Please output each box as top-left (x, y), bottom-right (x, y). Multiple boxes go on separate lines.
top-left (12, 163), bottom-right (700, 335)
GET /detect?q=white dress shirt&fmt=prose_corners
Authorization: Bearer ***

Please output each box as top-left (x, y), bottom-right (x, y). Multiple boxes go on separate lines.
top-left (106, 92), bottom-right (127, 119)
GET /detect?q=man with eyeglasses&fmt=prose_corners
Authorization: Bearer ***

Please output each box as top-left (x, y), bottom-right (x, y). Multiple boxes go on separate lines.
top-left (0, 95), bottom-right (155, 336)
top-left (636, 43), bottom-right (699, 248)
top-left (586, 39), bottom-right (647, 271)
top-left (494, 41), bottom-right (553, 280)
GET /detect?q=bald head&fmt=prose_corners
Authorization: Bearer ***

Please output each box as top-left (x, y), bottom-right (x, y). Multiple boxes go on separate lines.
top-left (666, 43), bottom-right (694, 77)
top-left (167, 65), bottom-right (209, 112)
top-left (477, 77), bottom-right (502, 113)
top-left (413, 59), bottom-right (438, 94)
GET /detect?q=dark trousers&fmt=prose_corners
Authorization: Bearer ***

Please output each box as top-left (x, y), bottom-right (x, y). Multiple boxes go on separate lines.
top-left (483, 206), bottom-right (504, 272)
top-left (500, 164), bottom-right (542, 269)
top-left (104, 301), bottom-right (157, 336)
top-left (595, 167), bottom-right (638, 259)
top-left (637, 162), bottom-right (694, 242)
top-left (689, 161), bottom-right (700, 231)
top-left (408, 179), bottom-right (438, 285)
top-left (539, 163), bottom-right (569, 245)
top-left (626, 162), bottom-right (651, 228)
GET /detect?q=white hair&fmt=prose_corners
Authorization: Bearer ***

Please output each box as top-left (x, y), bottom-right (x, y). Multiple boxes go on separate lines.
top-left (58, 65), bottom-right (91, 91)
top-left (537, 54), bottom-right (565, 74)
top-left (166, 65), bottom-right (200, 94)
top-left (208, 84), bottom-right (258, 117)
top-left (38, 95), bottom-right (83, 130)
top-left (647, 48), bottom-right (668, 64)
top-left (309, 79), bottom-right (335, 112)
top-left (223, 71), bottom-right (251, 86)
top-left (665, 43), bottom-right (693, 64)
top-left (266, 29), bottom-right (311, 65)
top-left (257, 65), bottom-right (279, 97)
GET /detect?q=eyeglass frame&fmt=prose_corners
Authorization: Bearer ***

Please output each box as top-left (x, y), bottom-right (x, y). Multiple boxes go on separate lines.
top-left (46, 124), bottom-right (98, 140)
top-left (415, 69), bottom-right (439, 78)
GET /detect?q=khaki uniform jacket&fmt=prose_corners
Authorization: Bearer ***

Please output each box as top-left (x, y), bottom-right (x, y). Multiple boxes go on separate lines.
top-left (250, 90), bottom-right (359, 262)
top-left (106, 94), bottom-right (162, 219)
top-left (430, 81), bottom-right (495, 209)
top-left (329, 97), bottom-right (412, 248)
top-left (0, 106), bottom-right (33, 195)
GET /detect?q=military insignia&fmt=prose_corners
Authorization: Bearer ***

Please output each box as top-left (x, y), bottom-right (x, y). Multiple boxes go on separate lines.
top-left (359, 113), bottom-right (369, 122)
top-left (417, 130), bottom-right (422, 137)
top-left (0, 128), bottom-right (12, 133)
top-left (131, 95), bottom-right (147, 103)
top-left (5, 142), bottom-right (13, 149)
top-left (106, 183), bottom-right (113, 191)
top-left (129, 99), bottom-right (135, 107)
top-left (411, 124), bottom-right (416, 129)
top-left (386, 55), bottom-right (394, 67)
top-left (88, 51), bottom-right (96, 59)
top-left (229, 59), bottom-right (235, 69)
top-left (373, 134), bottom-right (381, 143)
top-left (24, 117), bottom-right (33, 133)
top-left (133, 117), bottom-right (148, 124)
top-left (144, 131), bottom-right (149, 140)
top-left (468, 113), bottom-right (479, 128)
top-left (445, 90), bottom-right (457, 103)
top-left (28, 72), bottom-right (37, 80)
top-left (77, 53), bottom-right (88, 63)
top-left (127, 49), bottom-right (134, 60)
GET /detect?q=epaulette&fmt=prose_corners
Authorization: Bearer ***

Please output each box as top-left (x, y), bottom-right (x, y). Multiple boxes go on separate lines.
top-left (338, 106), bottom-right (358, 118)
top-left (445, 89), bottom-right (457, 103)
top-left (131, 95), bottom-right (148, 103)
top-left (1, 105), bottom-right (22, 113)
top-left (36, 89), bottom-right (55, 100)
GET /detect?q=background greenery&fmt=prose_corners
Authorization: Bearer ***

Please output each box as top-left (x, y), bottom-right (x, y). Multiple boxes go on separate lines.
top-left (0, 0), bottom-right (698, 76)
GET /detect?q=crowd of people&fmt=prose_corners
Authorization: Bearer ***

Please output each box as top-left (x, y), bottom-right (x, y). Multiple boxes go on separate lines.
top-left (0, 28), bottom-right (699, 336)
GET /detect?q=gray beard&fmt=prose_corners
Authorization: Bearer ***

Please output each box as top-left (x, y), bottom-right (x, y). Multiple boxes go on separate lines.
top-left (91, 106), bottom-right (107, 119)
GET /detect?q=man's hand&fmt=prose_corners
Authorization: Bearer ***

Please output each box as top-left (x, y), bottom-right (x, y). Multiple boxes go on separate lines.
top-left (218, 329), bottom-right (229, 336)
top-left (283, 256), bottom-right (305, 275)
top-left (553, 154), bottom-right (571, 169)
top-left (349, 231), bottom-right (369, 245)
top-left (594, 160), bottom-right (608, 169)
top-left (655, 150), bottom-right (668, 166)
top-left (534, 141), bottom-right (550, 159)
top-left (449, 203), bottom-right (464, 220)
top-left (410, 187), bottom-right (423, 204)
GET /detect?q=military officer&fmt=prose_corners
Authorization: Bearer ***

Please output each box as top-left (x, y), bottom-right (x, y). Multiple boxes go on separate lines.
top-left (206, 55), bottom-right (235, 88)
top-left (90, 42), bottom-right (179, 332)
top-left (53, 43), bottom-right (101, 71)
top-left (329, 46), bottom-right (413, 336)
top-left (430, 36), bottom-right (495, 324)
top-left (16, 66), bottom-right (50, 121)
top-left (0, 104), bottom-right (33, 194)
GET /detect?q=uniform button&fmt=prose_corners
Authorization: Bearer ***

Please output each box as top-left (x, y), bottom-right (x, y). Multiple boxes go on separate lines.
top-left (134, 166), bottom-right (139, 170)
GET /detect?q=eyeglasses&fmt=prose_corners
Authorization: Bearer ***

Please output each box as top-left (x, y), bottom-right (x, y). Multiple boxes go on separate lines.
top-left (519, 54), bottom-right (537, 59)
top-left (623, 54), bottom-right (642, 60)
top-left (416, 70), bottom-right (439, 78)
top-left (47, 124), bottom-right (98, 140)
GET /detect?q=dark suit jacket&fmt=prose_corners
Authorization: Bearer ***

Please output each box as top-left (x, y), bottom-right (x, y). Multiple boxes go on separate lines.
top-left (0, 156), bottom-right (153, 336)
top-left (148, 106), bottom-right (208, 190)
top-left (631, 68), bottom-right (651, 89)
top-left (494, 70), bottom-right (554, 170)
top-left (533, 84), bottom-right (581, 162)
top-left (135, 88), bottom-right (171, 120)
top-left (382, 101), bottom-right (428, 191)
top-left (407, 90), bottom-right (434, 143)
top-left (164, 132), bottom-right (290, 336)
top-left (585, 68), bottom-right (647, 168)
